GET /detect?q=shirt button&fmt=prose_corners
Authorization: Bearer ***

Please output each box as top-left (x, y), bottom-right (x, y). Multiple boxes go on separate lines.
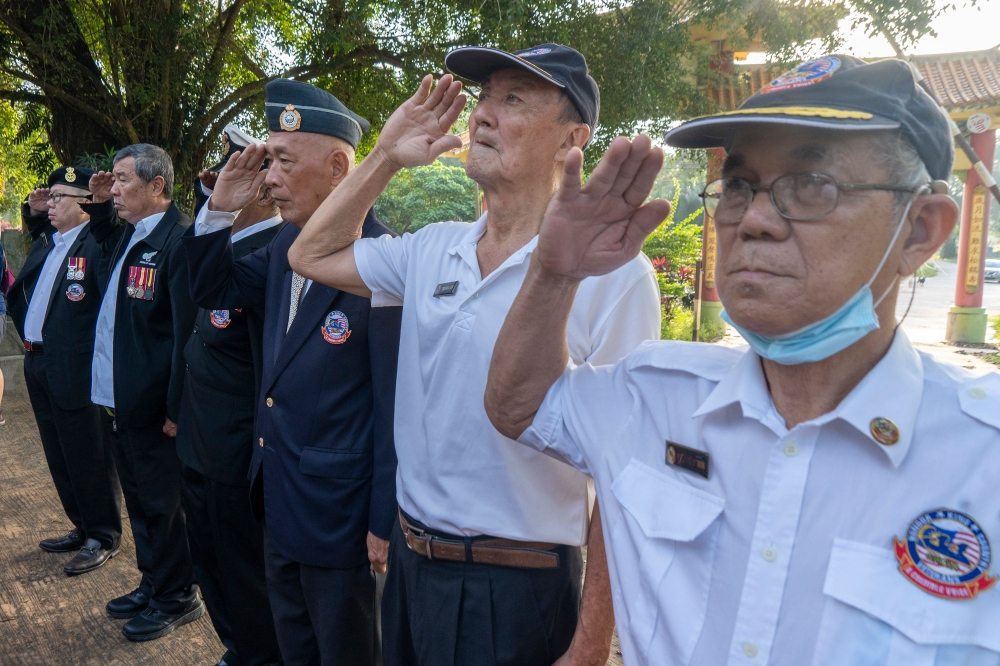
top-left (743, 642), bottom-right (758, 658)
top-left (266, 397), bottom-right (274, 407)
top-left (969, 387), bottom-right (987, 399)
top-left (762, 546), bottom-right (778, 562)
top-left (783, 442), bottom-right (799, 457)
top-left (258, 438), bottom-right (264, 447)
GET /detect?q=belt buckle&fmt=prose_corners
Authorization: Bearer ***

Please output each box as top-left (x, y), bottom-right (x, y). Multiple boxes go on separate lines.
top-left (405, 523), bottom-right (436, 561)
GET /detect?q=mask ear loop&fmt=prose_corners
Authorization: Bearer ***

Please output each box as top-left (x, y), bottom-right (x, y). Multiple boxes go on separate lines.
top-left (870, 192), bottom-right (921, 311)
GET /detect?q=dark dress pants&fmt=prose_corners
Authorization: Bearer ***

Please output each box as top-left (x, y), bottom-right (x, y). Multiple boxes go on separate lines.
top-left (263, 528), bottom-right (379, 666)
top-left (24, 352), bottom-right (121, 549)
top-left (382, 517), bottom-right (583, 666)
top-left (181, 465), bottom-right (281, 666)
top-left (101, 410), bottom-right (197, 612)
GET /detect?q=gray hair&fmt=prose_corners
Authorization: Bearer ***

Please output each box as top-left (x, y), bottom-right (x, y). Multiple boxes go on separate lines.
top-left (114, 144), bottom-right (174, 199)
top-left (869, 131), bottom-right (932, 208)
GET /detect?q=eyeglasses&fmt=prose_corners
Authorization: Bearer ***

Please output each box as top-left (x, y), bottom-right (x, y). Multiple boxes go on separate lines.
top-left (47, 192), bottom-right (90, 204)
top-left (700, 172), bottom-right (922, 224)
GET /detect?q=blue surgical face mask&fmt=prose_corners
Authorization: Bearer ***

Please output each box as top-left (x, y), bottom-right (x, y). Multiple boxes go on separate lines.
top-left (721, 197), bottom-right (916, 365)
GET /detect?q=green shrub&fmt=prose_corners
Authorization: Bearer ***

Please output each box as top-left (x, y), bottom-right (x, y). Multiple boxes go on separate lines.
top-left (661, 305), bottom-right (727, 342)
top-left (990, 314), bottom-right (1000, 341)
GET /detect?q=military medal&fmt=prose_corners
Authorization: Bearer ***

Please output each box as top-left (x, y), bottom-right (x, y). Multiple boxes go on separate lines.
top-left (894, 509), bottom-right (997, 600)
top-left (321, 311), bottom-right (351, 344)
top-left (64, 166), bottom-right (77, 183)
top-left (127, 266), bottom-right (156, 300)
top-left (280, 104), bottom-right (302, 132)
top-left (66, 257), bottom-right (86, 281)
top-left (66, 284), bottom-right (85, 301)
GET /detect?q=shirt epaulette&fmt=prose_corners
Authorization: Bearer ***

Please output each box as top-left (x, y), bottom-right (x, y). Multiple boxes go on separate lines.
top-left (626, 340), bottom-right (743, 382)
top-left (957, 371), bottom-right (1000, 433)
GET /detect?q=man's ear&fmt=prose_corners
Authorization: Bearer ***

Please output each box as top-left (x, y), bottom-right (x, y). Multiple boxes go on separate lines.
top-left (898, 194), bottom-right (959, 276)
top-left (257, 185), bottom-right (274, 208)
top-left (553, 124), bottom-right (591, 162)
top-left (329, 149), bottom-right (352, 187)
top-left (150, 175), bottom-right (166, 198)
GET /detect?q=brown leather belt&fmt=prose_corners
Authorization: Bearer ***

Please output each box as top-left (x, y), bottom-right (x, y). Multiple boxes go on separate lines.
top-left (398, 511), bottom-right (560, 569)
top-left (24, 340), bottom-right (43, 352)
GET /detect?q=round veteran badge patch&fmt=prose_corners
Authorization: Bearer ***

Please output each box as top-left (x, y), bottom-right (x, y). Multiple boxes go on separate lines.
top-left (761, 56), bottom-right (841, 94)
top-left (894, 509), bottom-right (997, 600)
top-left (321, 311), bottom-right (351, 344)
top-left (66, 283), bottom-right (85, 301)
top-left (210, 310), bottom-right (231, 329)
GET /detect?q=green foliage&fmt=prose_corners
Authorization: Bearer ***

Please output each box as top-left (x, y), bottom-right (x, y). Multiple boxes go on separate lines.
top-left (990, 314), bottom-right (1000, 341)
top-left (0, 98), bottom-right (53, 222)
top-left (663, 306), bottom-right (694, 340)
top-left (914, 261), bottom-right (939, 278)
top-left (849, 0), bottom-right (977, 53)
top-left (375, 161), bottom-right (478, 234)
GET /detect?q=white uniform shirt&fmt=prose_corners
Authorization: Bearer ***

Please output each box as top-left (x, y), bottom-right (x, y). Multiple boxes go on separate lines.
top-left (91, 212), bottom-right (165, 408)
top-left (354, 214), bottom-right (661, 544)
top-left (23, 222), bottom-right (88, 342)
top-left (521, 332), bottom-right (1000, 665)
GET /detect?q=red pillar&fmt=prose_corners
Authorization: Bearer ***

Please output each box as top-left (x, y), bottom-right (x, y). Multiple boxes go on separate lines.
top-left (696, 148), bottom-right (725, 334)
top-left (954, 129), bottom-right (996, 308)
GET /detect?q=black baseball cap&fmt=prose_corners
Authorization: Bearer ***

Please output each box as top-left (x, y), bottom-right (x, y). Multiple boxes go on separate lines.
top-left (445, 43), bottom-right (600, 146)
top-left (664, 55), bottom-right (953, 181)
top-left (265, 79), bottom-right (370, 149)
top-left (49, 166), bottom-right (95, 190)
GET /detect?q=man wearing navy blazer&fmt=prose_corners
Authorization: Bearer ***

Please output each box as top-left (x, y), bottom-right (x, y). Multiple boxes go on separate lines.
top-left (183, 79), bottom-right (401, 666)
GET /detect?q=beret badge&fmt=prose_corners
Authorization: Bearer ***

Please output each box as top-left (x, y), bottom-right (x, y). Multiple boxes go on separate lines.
top-left (280, 104), bottom-right (302, 132)
top-left (64, 167), bottom-right (77, 183)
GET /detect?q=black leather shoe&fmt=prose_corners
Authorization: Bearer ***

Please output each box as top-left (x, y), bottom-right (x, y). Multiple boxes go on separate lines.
top-left (106, 588), bottom-right (150, 619)
top-left (39, 529), bottom-right (85, 553)
top-left (122, 598), bottom-right (205, 642)
top-left (63, 539), bottom-right (119, 576)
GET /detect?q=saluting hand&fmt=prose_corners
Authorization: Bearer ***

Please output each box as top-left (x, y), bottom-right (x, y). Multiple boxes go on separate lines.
top-left (209, 143), bottom-right (268, 213)
top-left (536, 136), bottom-right (670, 281)
top-left (198, 169), bottom-right (220, 193)
top-left (89, 171), bottom-right (115, 204)
top-left (373, 74), bottom-right (467, 170)
top-left (27, 187), bottom-right (50, 214)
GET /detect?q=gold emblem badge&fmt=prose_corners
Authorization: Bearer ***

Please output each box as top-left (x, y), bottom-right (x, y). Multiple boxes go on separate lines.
top-left (870, 417), bottom-right (900, 446)
top-left (64, 167), bottom-right (77, 183)
top-left (280, 104), bottom-right (302, 132)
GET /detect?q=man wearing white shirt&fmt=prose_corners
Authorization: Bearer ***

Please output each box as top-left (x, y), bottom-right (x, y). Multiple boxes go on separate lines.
top-left (8, 166), bottom-right (122, 576)
top-left (288, 44), bottom-right (661, 666)
top-left (486, 55), bottom-right (1000, 665)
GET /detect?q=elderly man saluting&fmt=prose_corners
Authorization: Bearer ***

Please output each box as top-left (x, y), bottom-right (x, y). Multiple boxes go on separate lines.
top-left (289, 44), bottom-right (661, 665)
top-left (484, 54), bottom-right (1000, 665)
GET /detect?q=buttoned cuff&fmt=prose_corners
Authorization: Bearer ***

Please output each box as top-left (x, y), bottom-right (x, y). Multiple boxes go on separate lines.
top-left (354, 239), bottom-right (403, 308)
top-left (195, 197), bottom-right (237, 236)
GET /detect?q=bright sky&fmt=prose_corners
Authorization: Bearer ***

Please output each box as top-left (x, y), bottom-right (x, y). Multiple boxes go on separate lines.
top-left (744, 0), bottom-right (1000, 62)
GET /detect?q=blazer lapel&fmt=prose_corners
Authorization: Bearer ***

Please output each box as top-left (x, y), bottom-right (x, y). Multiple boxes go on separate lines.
top-left (269, 281), bottom-right (341, 387)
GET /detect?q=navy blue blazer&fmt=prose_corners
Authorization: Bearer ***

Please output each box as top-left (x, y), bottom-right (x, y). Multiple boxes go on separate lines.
top-left (182, 211), bottom-right (401, 569)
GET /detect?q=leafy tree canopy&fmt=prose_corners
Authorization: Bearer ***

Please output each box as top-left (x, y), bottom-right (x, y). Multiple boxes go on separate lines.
top-left (375, 160), bottom-right (477, 234)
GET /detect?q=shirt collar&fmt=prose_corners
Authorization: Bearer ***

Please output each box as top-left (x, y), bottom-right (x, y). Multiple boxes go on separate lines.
top-left (693, 330), bottom-right (923, 467)
top-left (52, 221), bottom-right (88, 249)
top-left (446, 213), bottom-right (539, 280)
top-left (231, 215), bottom-right (282, 243)
top-left (134, 211), bottom-right (166, 238)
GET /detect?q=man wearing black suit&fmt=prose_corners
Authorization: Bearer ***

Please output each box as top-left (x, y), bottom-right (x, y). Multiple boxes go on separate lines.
top-left (84, 144), bottom-right (204, 642)
top-left (176, 129), bottom-right (283, 666)
top-left (183, 80), bottom-right (401, 666)
top-left (9, 167), bottom-right (122, 576)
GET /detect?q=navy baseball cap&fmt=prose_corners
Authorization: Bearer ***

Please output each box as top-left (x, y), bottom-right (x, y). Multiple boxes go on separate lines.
top-left (445, 43), bottom-right (600, 146)
top-left (265, 79), bottom-right (370, 149)
top-left (664, 55), bottom-right (953, 181)
top-left (49, 166), bottom-right (95, 190)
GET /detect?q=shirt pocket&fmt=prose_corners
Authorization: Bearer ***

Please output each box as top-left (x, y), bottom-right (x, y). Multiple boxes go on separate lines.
top-left (813, 539), bottom-right (1000, 666)
top-left (609, 458), bottom-right (725, 664)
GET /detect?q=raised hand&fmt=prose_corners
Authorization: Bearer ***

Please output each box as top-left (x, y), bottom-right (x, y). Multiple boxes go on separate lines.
top-left (89, 171), bottom-right (115, 203)
top-left (198, 169), bottom-right (220, 193)
top-left (27, 187), bottom-right (50, 214)
top-left (536, 135), bottom-right (670, 280)
top-left (374, 74), bottom-right (467, 170)
top-left (208, 143), bottom-right (268, 213)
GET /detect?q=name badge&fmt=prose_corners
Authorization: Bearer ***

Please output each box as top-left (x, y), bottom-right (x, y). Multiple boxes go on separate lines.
top-left (433, 281), bottom-right (459, 297)
top-left (126, 266), bottom-right (156, 300)
top-left (666, 441), bottom-right (710, 479)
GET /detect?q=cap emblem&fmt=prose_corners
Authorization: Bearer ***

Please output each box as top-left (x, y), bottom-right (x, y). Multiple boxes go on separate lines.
top-left (761, 56), bottom-right (841, 94)
top-left (516, 47), bottom-right (552, 57)
top-left (895, 509), bottom-right (997, 600)
top-left (221, 132), bottom-right (229, 144)
top-left (280, 104), bottom-right (302, 132)
top-left (64, 167), bottom-right (77, 183)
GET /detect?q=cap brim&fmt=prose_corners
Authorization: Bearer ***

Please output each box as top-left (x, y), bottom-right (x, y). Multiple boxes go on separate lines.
top-left (445, 47), bottom-right (565, 88)
top-left (664, 108), bottom-right (900, 149)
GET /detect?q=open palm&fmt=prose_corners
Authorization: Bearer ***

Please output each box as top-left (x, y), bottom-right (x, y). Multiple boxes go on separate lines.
top-left (537, 136), bottom-right (670, 280)
top-left (375, 74), bottom-right (467, 169)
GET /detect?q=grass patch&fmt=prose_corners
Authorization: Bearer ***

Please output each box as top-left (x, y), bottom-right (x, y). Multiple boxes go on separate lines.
top-left (662, 306), bottom-right (727, 342)
top-left (990, 314), bottom-right (1000, 341)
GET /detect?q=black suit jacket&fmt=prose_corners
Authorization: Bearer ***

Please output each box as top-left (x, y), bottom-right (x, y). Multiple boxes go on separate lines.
top-left (8, 206), bottom-right (106, 410)
top-left (84, 200), bottom-right (198, 430)
top-left (182, 211), bottom-right (401, 569)
top-left (176, 220), bottom-right (284, 486)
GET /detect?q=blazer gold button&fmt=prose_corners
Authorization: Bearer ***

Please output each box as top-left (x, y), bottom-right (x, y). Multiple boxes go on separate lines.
top-left (259, 438), bottom-right (264, 447)
top-left (266, 397), bottom-right (274, 407)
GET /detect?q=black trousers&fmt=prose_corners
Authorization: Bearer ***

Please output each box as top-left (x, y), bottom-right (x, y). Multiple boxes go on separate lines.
top-left (24, 352), bottom-right (121, 549)
top-left (263, 528), bottom-right (380, 666)
top-left (101, 410), bottom-right (196, 613)
top-left (382, 516), bottom-right (583, 666)
top-left (181, 465), bottom-right (281, 666)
